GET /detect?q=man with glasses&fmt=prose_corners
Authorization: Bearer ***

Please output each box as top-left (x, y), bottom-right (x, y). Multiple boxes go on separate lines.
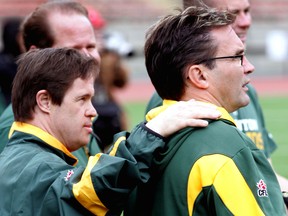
top-left (146, 0), bottom-right (288, 196)
top-left (186, 0), bottom-right (288, 196)
top-left (124, 6), bottom-right (286, 215)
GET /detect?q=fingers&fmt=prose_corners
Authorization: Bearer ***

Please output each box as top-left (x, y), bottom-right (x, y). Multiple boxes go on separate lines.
top-left (146, 100), bottom-right (221, 137)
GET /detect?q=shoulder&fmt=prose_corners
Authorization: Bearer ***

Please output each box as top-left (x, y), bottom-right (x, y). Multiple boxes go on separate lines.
top-left (167, 120), bottom-right (246, 164)
top-left (145, 92), bottom-right (163, 114)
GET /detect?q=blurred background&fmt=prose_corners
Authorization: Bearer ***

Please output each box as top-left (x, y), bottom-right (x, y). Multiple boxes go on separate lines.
top-left (0, 0), bottom-right (288, 177)
top-left (1, 0), bottom-right (288, 81)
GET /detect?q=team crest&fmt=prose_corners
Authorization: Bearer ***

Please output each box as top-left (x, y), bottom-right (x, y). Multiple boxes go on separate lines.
top-left (64, 170), bottom-right (74, 181)
top-left (256, 179), bottom-right (268, 197)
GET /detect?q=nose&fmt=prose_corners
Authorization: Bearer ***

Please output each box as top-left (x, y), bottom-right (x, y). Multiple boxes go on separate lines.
top-left (86, 102), bottom-right (97, 118)
top-left (237, 12), bottom-right (251, 28)
top-left (243, 56), bottom-right (255, 75)
top-left (81, 48), bottom-right (101, 64)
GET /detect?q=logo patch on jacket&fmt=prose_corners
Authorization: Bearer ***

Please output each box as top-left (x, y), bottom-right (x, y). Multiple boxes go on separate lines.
top-left (64, 170), bottom-right (74, 181)
top-left (256, 179), bottom-right (268, 197)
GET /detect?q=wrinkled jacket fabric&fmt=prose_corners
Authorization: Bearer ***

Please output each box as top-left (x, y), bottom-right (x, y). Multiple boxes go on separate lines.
top-left (0, 121), bottom-right (165, 215)
top-left (125, 100), bottom-right (285, 216)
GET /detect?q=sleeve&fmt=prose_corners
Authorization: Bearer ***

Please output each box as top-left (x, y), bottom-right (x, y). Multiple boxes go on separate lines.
top-left (70, 122), bottom-right (165, 215)
top-left (200, 148), bottom-right (285, 215)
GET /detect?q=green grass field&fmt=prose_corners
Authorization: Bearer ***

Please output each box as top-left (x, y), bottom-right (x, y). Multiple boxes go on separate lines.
top-left (123, 95), bottom-right (288, 178)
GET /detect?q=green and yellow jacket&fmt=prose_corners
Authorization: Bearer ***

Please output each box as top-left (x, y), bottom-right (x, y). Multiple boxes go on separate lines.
top-left (126, 100), bottom-right (285, 216)
top-left (0, 121), bottom-right (165, 215)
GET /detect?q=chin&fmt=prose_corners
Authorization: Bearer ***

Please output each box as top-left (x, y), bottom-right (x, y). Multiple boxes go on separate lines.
top-left (232, 97), bottom-right (250, 112)
top-left (80, 140), bottom-right (89, 147)
top-left (241, 97), bottom-right (250, 108)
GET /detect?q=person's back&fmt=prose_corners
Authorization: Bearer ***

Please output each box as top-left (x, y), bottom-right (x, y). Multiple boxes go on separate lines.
top-left (128, 105), bottom-right (284, 215)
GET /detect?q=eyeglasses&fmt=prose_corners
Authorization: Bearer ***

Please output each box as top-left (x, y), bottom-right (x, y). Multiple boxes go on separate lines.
top-left (198, 55), bottom-right (244, 66)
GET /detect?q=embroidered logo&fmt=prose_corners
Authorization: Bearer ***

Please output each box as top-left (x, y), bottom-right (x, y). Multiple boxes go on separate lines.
top-left (256, 179), bottom-right (268, 197)
top-left (64, 170), bottom-right (74, 181)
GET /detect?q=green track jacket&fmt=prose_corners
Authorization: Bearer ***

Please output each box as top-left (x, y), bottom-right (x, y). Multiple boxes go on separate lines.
top-left (0, 121), bottom-right (165, 215)
top-left (125, 101), bottom-right (285, 216)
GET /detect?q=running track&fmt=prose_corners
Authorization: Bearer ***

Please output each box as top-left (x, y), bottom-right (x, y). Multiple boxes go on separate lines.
top-left (114, 76), bottom-right (288, 102)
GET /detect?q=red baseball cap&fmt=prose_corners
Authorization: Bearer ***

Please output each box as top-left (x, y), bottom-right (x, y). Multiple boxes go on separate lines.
top-left (88, 8), bottom-right (106, 29)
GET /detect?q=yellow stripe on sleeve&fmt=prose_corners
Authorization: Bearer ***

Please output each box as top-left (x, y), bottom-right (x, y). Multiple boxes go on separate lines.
top-left (187, 154), bottom-right (264, 216)
top-left (109, 136), bottom-right (126, 156)
top-left (73, 136), bottom-right (127, 215)
top-left (214, 158), bottom-right (264, 215)
top-left (73, 153), bottom-right (108, 216)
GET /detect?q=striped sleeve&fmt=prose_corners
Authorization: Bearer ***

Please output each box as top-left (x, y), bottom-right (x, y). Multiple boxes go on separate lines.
top-left (73, 122), bottom-right (165, 215)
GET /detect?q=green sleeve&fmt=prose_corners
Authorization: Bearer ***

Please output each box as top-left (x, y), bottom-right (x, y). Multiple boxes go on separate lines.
top-left (23, 123), bottom-right (165, 216)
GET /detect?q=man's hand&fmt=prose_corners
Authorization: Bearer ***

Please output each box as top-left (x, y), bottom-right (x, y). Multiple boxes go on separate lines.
top-left (146, 100), bottom-right (221, 137)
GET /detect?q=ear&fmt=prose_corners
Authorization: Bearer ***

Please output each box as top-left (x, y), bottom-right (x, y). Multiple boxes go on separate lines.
top-left (186, 65), bottom-right (209, 89)
top-left (36, 90), bottom-right (52, 114)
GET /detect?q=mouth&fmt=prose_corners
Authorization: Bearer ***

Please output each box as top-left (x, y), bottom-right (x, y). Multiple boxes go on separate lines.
top-left (242, 80), bottom-right (250, 91)
top-left (84, 123), bottom-right (93, 133)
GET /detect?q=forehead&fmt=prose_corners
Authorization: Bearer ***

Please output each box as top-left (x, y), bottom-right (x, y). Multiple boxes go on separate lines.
top-left (212, 0), bottom-right (250, 11)
top-left (212, 26), bottom-right (244, 54)
top-left (48, 12), bottom-right (96, 48)
top-left (65, 76), bottom-right (95, 96)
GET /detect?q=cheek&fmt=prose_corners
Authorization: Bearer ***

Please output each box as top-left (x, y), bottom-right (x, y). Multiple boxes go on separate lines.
top-left (53, 104), bottom-right (81, 127)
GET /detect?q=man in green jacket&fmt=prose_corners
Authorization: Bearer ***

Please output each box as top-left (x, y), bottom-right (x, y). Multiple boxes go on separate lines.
top-left (125, 6), bottom-right (286, 215)
top-left (145, 0), bottom-right (288, 193)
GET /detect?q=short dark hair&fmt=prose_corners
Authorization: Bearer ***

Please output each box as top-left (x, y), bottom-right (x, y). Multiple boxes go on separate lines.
top-left (12, 48), bottom-right (99, 122)
top-left (21, 1), bottom-right (89, 50)
top-left (144, 6), bottom-right (235, 100)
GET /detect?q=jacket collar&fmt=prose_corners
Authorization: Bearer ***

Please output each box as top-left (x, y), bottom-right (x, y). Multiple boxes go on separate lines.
top-left (9, 122), bottom-right (78, 166)
top-left (145, 99), bottom-right (236, 126)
